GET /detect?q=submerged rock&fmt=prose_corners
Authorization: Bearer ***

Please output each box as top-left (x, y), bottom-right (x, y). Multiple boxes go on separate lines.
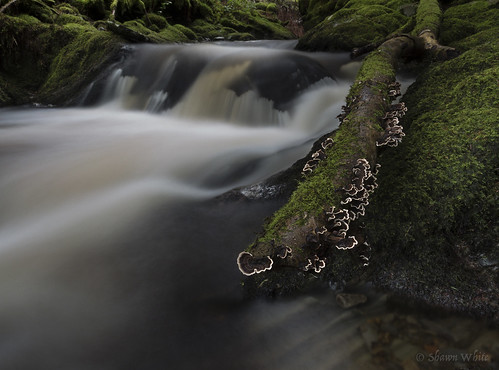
top-left (336, 293), bottom-right (367, 309)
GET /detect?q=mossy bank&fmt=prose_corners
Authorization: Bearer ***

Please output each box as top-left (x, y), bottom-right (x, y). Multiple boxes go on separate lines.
top-left (364, 2), bottom-right (499, 320)
top-left (0, 0), bottom-right (295, 106)
top-left (297, 0), bottom-right (416, 51)
top-left (273, 0), bottom-right (497, 321)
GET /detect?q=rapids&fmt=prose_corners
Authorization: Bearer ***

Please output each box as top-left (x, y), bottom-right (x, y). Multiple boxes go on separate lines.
top-left (0, 41), bottom-right (362, 369)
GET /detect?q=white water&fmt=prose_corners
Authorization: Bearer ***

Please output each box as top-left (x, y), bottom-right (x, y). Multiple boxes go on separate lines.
top-left (0, 43), bottom-right (354, 255)
top-left (0, 42), bottom-right (367, 369)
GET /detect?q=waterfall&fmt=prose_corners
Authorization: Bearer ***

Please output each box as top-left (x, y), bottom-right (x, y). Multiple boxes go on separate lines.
top-left (0, 41), bottom-right (364, 369)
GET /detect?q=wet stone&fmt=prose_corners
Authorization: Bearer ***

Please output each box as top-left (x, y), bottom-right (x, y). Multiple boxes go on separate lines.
top-left (336, 293), bottom-right (368, 309)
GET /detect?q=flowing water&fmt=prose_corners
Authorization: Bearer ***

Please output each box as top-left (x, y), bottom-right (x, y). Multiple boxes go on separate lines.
top-left (0, 41), bottom-right (497, 369)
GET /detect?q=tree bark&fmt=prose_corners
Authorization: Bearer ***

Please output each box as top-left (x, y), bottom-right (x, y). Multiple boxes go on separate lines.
top-left (237, 0), bottom-right (457, 294)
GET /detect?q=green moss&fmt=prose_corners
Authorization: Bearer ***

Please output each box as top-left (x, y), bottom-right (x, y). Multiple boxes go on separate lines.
top-left (172, 23), bottom-right (197, 40)
top-left (190, 18), bottom-right (224, 39)
top-left (55, 3), bottom-right (81, 15)
top-left (197, 1), bottom-right (214, 20)
top-left (146, 12), bottom-right (168, 29)
top-left (366, 27), bottom-right (499, 271)
top-left (121, 19), bottom-right (185, 42)
top-left (357, 51), bottom-right (396, 82)
top-left (0, 14), bottom-right (71, 101)
top-left (227, 32), bottom-right (255, 40)
top-left (255, 2), bottom-right (269, 11)
top-left (220, 8), bottom-right (293, 39)
top-left (266, 3), bottom-right (277, 13)
top-left (297, 0), bottom-right (409, 51)
top-left (255, 114), bottom-right (365, 246)
top-left (55, 13), bottom-right (89, 25)
top-left (39, 23), bottom-right (122, 103)
top-left (413, 0), bottom-right (441, 36)
top-left (440, 0), bottom-right (498, 46)
top-left (246, 11), bottom-right (294, 39)
top-left (16, 14), bottom-right (42, 23)
top-left (299, 0), bottom-right (338, 30)
top-left (4, 0), bottom-right (57, 23)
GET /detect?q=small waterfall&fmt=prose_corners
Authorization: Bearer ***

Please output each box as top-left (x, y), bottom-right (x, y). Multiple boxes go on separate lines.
top-left (87, 43), bottom-right (350, 123)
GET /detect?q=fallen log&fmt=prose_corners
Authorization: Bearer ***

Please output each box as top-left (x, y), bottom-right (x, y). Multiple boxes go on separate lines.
top-left (237, 0), bottom-right (458, 296)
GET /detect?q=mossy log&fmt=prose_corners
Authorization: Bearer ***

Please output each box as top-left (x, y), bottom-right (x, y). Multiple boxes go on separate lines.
top-left (238, 0), bottom-right (457, 296)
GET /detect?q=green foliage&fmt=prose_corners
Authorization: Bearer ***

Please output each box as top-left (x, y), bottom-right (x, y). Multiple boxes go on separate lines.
top-left (254, 1), bottom-right (278, 13)
top-left (266, 3), bottom-right (277, 13)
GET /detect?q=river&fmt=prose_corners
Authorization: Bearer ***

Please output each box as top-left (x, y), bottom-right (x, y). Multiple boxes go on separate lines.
top-left (0, 41), bottom-right (497, 369)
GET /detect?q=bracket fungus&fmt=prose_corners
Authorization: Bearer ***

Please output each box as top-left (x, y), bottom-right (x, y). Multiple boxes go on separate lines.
top-left (302, 255), bottom-right (326, 273)
top-left (338, 158), bottom-right (378, 220)
top-left (334, 235), bottom-right (359, 250)
top-left (377, 101), bottom-right (408, 148)
top-left (301, 138), bottom-right (334, 175)
top-left (387, 81), bottom-right (401, 98)
top-left (321, 137), bottom-right (334, 150)
top-left (275, 245), bottom-right (292, 259)
top-left (237, 252), bottom-right (274, 276)
top-left (237, 162), bottom-right (380, 277)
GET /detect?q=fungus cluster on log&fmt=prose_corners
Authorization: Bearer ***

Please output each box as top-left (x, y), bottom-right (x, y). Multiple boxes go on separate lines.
top-left (297, 158), bottom-right (379, 272)
top-left (237, 243), bottom-right (294, 276)
top-left (235, 0), bottom-right (463, 297)
top-left (376, 86), bottom-right (408, 148)
top-left (237, 79), bottom-right (406, 277)
top-left (302, 255), bottom-right (326, 273)
top-left (238, 157), bottom-right (379, 276)
top-left (302, 137), bottom-right (334, 175)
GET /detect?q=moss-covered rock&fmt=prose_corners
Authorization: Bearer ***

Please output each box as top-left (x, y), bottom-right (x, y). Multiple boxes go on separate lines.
top-left (145, 12), bottom-right (168, 29)
top-left (439, 0), bottom-right (498, 46)
top-left (39, 23), bottom-right (123, 103)
top-left (0, 14), bottom-right (68, 104)
top-left (297, 0), bottom-right (411, 51)
top-left (364, 18), bottom-right (499, 320)
top-left (2, 0), bottom-right (57, 23)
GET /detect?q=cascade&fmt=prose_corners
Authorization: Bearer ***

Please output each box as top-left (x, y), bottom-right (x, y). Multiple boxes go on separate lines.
top-left (0, 41), bottom-right (364, 369)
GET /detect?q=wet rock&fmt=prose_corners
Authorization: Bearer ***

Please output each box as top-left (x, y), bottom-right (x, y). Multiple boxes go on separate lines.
top-left (336, 293), bottom-right (367, 308)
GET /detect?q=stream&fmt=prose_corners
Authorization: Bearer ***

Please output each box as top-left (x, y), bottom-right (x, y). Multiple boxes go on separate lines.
top-left (0, 41), bottom-right (497, 369)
